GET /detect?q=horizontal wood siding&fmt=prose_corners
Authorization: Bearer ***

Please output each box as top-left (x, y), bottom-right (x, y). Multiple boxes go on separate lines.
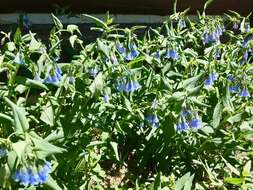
top-left (0, 0), bottom-right (253, 15)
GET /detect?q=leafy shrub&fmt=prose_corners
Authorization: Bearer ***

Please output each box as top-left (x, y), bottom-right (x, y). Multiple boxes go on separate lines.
top-left (0, 3), bottom-right (253, 190)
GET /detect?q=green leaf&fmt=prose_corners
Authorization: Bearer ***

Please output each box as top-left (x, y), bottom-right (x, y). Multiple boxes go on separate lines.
top-left (25, 78), bottom-right (49, 90)
top-left (45, 175), bottom-right (62, 190)
top-left (29, 35), bottom-right (41, 51)
top-left (97, 39), bottom-right (110, 58)
top-left (183, 174), bottom-right (194, 190)
top-left (40, 101), bottom-right (54, 126)
top-left (110, 142), bottom-right (120, 161)
top-left (175, 172), bottom-right (192, 190)
top-left (124, 96), bottom-right (132, 112)
top-left (154, 172), bottom-right (161, 190)
top-left (225, 177), bottom-right (244, 185)
top-left (0, 113), bottom-right (14, 124)
top-left (83, 14), bottom-right (108, 30)
top-left (178, 73), bottom-right (203, 89)
top-left (242, 160), bottom-right (251, 177)
top-left (51, 14), bottom-right (63, 30)
top-left (12, 141), bottom-right (27, 160)
top-left (69, 35), bottom-right (78, 48)
top-left (4, 97), bottom-right (29, 134)
top-left (227, 113), bottom-right (243, 124)
top-left (67, 24), bottom-right (81, 35)
top-left (87, 141), bottom-right (106, 148)
top-left (212, 101), bottom-right (222, 128)
top-left (14, 28), bottom-right (22, 45)
top-left (89, 73), bottom-right (104, 94)
top-left (222, 157), bottom-right (240, 176)
top-left (45, 129), bottom-right (64, 142)
top-left (0, 164), bottom-right (11, 188)
top-left (6, 42), bottom-right (16, 51)
top-left (15, 84), bottom-right (27, 94)
top-left (7, 151), bottom-right (18, 171)
top-left (32, 138), bottom-right (65, 158)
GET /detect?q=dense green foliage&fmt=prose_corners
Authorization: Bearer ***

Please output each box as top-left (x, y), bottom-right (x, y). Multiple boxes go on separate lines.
top-left (0, 4), bottom-right (253, 190)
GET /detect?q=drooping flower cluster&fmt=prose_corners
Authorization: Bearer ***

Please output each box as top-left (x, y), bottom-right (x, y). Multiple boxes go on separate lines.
top-left (22, 15), bottom-right (32, 31)
top-left (103, 94), bottom-right (110, 103)
top-left (13, 53), bottom-right (24, 65)
top-left (89, 68), bottom-right (99, 78)
top-left (176, 110), bottom-right (202, 132)
top-left (44, 66), bottom-right (63, 84)
top-left (227, 75), bottom-right (250, 97)
top-left (0, 148), bottom-right (7, 157)
top-left (177, 118), bottom-right (202, 132)
top-left (203, 26), bottom-right (223, 44)
top-left (116, 43), bottom-right (140, 61)
top-left (240, 18), bottom-right (251, 33)
top-left (165, 49), bottom-right (180, 60)
top-left (204, 73), bottom-right (219, 87)
top-left (68, 75), bottom-right (75, 84)
top-left (12, 161), bottom-right (52, 187)
top-left (239, 88), bottom-right (250, 97)
top-left (145, 114), bottom-right (159, 128)
top-left (178, 19), bottom-right (187, 29)
top-left (116, 78), bottom-right (141, 93)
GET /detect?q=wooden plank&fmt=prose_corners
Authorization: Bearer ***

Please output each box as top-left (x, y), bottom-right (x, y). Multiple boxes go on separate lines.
top-left (0, 0), bottom-right (253, 15)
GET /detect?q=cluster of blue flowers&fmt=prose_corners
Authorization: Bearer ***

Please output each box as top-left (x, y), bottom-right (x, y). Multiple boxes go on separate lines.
top-left (12, 161), bottom-right (52, 187)
top-left (116, 79), bottom-right (141, 92)
top-left (176, 110), bottom-right (202, 132)
top-left (227, 75), bottom-right (250, 97)
top-left (145, 114), bottom-right (159, 128)
top-left (177, 118), bottom-right (202, 132)
top-left (0, 148), bottom-right (7, 157)
top-left (116, 43), bottom-right (140, 61)
top-left (89, 68), bottom-right (99, 78)
top-left (67, 76), bottom-right (75, 84)
top-left (204, 73), bottom-right (219, 87)
top-left (165, 49), bottom-right (180, 60)
top-left (178, 19), bottom-right (187, 29)
top-left (22, 15), bottom-right (32, 31)
top-left (103, 94), bottom-right (110, 103)
top-left (13, 53), bottom-right (24, 65)
top-left (44, 66), bottom-right (62, 84)
top-left (203, 26), bottom-right (223, 44)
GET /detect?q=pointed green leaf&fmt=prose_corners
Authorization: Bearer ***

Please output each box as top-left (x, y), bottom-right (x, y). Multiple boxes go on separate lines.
top-left (4, 97), bottom-right (29, 134)
top-left (110, 142), bottom-right (120, 161)
top-left (212, 101), bottom-right (222, 128)
top-left (40, 101), bottom-right (54, 126)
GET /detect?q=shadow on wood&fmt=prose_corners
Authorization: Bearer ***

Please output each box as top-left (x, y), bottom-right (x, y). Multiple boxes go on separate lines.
top-left (0, 0), bottom-right (253, 15)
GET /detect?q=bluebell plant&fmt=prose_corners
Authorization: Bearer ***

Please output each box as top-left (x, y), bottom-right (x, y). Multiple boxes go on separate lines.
top-left (165, 49), bottom-right (179, 60)
top-left (13, 53), bottom-right (24, 65)
top-left (103, 94), bottom-right (110, 103)
top-left (145, 114), bottom-right (159, 128)
top-left (229, 85), bottom-right (240, 93)
top-left (176, 122), bottom-right (189, 132)
top-left (22, 15), bottom-right (32, 31)
top-left (12, 161), bottom-right (52, 187)
top-left (239, 88), bottom-right (250, 97)
top-left (116, 78), bottom-right (141, 93)
top-left (68, 75), bottom-right (75, 84)
top-left (178, 19), bottom-right (187, 29)
top-left (204, 73), bottom-right (219, 87)
top-left (0, 148), bottom-right (7, 157)
top-left (44, 65), bottom-right (63, 84)
top-left (89, 68), bottom-right (99, 78)
top-left (177, 109), bottom-right (202, 132)
top-left (116, 42), bottom-right (140, 61)
top-left (188, 119), bottom-right (202, 129)
top-left (203, 26), bottom-right (223, 44)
